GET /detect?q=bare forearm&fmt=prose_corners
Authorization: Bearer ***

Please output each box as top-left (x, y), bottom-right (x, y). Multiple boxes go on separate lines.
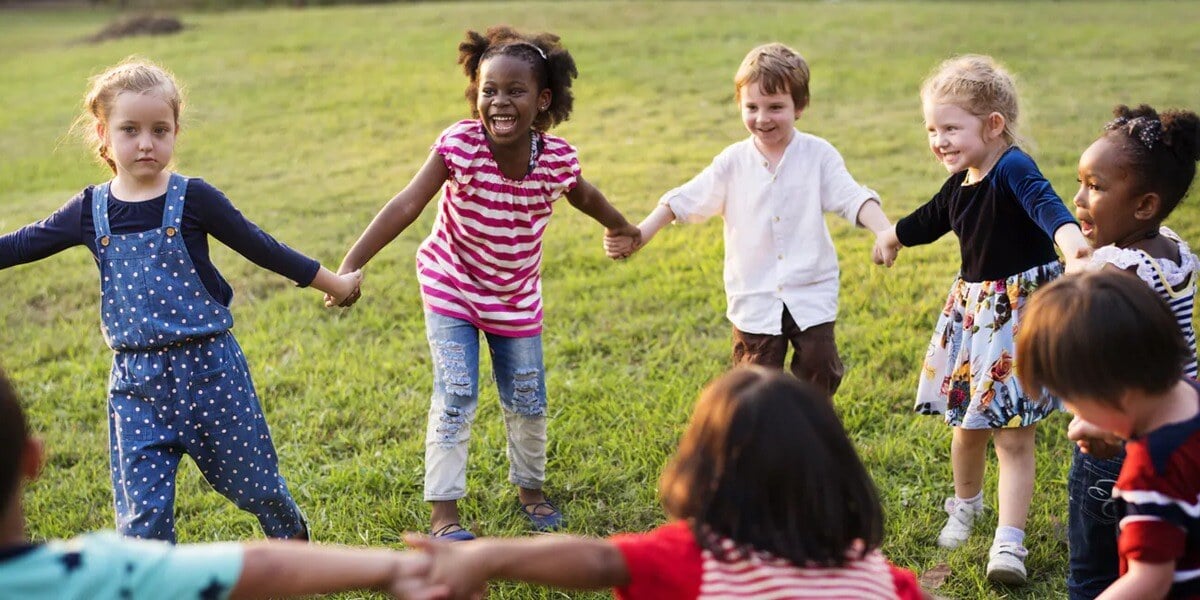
top-left (855, 199), bottom-right (890, 233)
top-left (1097, 562), bottom-right (1174, 600)
top-left (477, 536), bottom-right (630, 590)
top-left (638, 205), bottom-right (676, 245)
top-left (230, 542), bottom-right (395, 599)
top-left (568, 182), bottom-right (633, 230)
top-left (341, 194), bottom-right (425, 272)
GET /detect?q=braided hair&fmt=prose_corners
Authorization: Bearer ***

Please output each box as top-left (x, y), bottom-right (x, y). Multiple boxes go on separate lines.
top-left (458, 25), bottom-right (578, 131)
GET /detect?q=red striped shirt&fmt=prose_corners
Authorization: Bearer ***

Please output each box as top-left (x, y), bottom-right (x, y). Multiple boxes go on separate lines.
top-left (418, 120), bottom-right (580, 337)
top-left (611, 521), bottom-right (921, 599)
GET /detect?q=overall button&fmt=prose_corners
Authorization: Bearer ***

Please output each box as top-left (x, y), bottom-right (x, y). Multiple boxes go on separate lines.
top-left (100, 236), bottom-right (111, 247)
top-left (165, 227), bottom-right (177, 237)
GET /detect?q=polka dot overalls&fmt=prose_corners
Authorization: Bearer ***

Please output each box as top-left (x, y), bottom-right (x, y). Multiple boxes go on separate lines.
top-left (93, 174), bottom-right (306, 542)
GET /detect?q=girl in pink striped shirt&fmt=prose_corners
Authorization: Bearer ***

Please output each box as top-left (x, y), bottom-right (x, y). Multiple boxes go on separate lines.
top-left (336, 26), bottom-right (640, 541)
top-left (407, 367), bottom-right (925, 600)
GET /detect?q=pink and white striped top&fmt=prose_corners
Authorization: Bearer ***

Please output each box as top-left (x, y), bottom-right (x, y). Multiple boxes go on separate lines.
top-left (418, 120), bottom-right (580, 337)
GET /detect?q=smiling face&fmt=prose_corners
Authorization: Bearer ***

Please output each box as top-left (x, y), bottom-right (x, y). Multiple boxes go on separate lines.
top-left (476, 54), bottom-right (550, 149)
top-left (1074, 135), bottom-right (1150, 247)
top-left (923, 101), bottom-right (1001, 180)
top-left (100, 91), bottom-right (176, 183)
top-left (740, 83), bottom-right (800, 155)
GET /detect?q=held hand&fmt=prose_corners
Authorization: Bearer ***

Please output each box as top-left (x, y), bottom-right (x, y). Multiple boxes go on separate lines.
top-left (872, 227), bottom-right (900, 267)
top-left (385, 552), bottom-right (450, 600)
top-left (1064, 244), bottom-right (1094, 274)
top-left (405, 534), bottom-right (489, 600)
top-left (604, 223), bottom-right (643, 260)
top-left (324, 270), bottom-right (364, 308)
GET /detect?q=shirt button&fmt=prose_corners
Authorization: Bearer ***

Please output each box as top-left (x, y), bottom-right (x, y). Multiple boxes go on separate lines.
top-left (774, 216), bottom-right (780, 222)
top-left (777, 254), bottom-right (783, 260)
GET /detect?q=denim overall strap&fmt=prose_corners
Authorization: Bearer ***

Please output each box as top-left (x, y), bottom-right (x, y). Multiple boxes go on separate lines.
top-left (161, 173), bottom-right (188, 230)
top-left (92, 181), bottom-right (113, 239)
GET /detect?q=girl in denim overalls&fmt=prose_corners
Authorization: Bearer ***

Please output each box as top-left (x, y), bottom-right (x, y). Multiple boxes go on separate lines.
top-left (0, 58), bottom-right (362, 542)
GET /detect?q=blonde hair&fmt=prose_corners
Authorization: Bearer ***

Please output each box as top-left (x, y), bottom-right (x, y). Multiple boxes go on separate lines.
top-left (921, 54), bottom-right (1020, 146)
top-left (76, 57), bottom-right (184, 174)
top-left (734, 43), bottom-right (810, 111)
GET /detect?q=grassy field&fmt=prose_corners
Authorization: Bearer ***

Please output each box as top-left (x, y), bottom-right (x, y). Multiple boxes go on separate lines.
top-left (3, 2), bottom-right (1200, 598)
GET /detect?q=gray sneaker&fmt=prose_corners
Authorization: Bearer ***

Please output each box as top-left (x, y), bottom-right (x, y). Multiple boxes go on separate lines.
top-left (986, 541), bottom-right (1028, 585)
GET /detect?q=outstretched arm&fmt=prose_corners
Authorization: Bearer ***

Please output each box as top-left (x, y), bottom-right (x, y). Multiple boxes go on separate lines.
top-left (855, 199), bottom-right (899, 267)
top-left (338, 152), bottom-right (448, 275)
top-left (407, 534), bottom-right (629, 599)
top-left (328, 152), bottom-right (448, 307)
top-left (230, 541), bottom-right (447, 600)
top-left (566, 176), bottom-right (640, 240)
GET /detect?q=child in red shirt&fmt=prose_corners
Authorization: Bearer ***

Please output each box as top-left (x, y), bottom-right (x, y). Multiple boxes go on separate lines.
top-left (409, 367), bottom-right (924, 599)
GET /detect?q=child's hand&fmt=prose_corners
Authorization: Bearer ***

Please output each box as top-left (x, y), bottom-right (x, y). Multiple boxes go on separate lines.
top-left (1064, 244), bottom-right (1094, 274)
top-left (872, 227), bottom-right (901, 267)
top-left (405, 534), bottom-right (489, 600)
top-left (604, 223), bottom-right (643, 259)
top-left (1067, 415), bottom-right (1123, 459)
top-left (324, 270), bottom-right (364, 308)
top-left (385, 551), bottom-right (451, 600)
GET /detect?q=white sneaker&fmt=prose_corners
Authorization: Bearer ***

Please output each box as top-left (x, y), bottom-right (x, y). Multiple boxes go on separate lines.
top-left (986, 541), bottom-right (1028, 585)
top-left (936, 497), bottom-right (979, 548)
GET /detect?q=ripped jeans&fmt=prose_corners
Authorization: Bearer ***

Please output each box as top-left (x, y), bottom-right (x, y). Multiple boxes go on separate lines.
top-left (423, 311), bottom-right (548, 501)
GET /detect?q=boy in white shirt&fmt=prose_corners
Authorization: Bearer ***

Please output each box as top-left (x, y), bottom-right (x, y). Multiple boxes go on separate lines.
top-left (606, 43), bottom-right (891, 394)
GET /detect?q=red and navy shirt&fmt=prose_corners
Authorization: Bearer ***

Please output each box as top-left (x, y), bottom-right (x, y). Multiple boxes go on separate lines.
top-left (1115, 379), bottom-right (1200, 598)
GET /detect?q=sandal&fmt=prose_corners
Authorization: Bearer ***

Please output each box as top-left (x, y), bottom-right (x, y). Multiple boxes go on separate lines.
top-left (519, 500), bottom-right (564, 532)
top-left (431, 522), bottom-right (476, 542)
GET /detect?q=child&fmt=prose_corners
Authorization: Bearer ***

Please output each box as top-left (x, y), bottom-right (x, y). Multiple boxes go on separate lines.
top-left (605, 43), bottom-right (891, 396)
top-left (407, 367), bottom-right (925, 600)
top-left (0, 58), bottom-right (363, 542)
top-left (1017, 271), bottom-right (1200, 599)
top-left (333, 26), bottom-right (641, 541)
top-left (872, 54), bottom-right (1091, 584)
top-left (0, 366), bottom-right (445, 600)
top-left (1065, 105), bottom-right (1200, 599)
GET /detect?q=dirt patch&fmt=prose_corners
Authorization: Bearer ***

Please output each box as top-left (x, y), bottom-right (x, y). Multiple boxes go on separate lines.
top-left (87, 14), bottom-right (183, 43)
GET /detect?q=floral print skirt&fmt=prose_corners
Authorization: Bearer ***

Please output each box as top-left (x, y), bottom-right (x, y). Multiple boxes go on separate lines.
top-left (914, 260), bottom-right (1063, 429)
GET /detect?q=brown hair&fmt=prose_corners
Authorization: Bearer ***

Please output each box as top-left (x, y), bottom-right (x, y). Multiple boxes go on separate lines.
top-left (734, 43), bottom-right (810, 112)
top-left (921, 54), bottom-right (1020, 146)
top-left (659, 367), bottom-right (882, 566)
top-left (0, 366), bottom-right (29, 516)
top-left (1016, 270), bottom-right (1189, 407)
top-left (75, 57), bottom-right (184, 173)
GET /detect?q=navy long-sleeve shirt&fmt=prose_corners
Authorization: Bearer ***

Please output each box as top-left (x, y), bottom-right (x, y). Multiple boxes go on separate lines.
top-left (895, 147), bottom-right (1077, 282)
top-left (0, 178), bottom-right (321, 306)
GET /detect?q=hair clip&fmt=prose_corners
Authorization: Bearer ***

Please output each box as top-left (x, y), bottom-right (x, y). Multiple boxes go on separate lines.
top-left (1105, 115), bottom-right (1163, 150)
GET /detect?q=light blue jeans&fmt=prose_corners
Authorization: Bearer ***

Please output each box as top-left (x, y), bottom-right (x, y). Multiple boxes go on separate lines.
top-left (423, 311), bottom-right (548, 501)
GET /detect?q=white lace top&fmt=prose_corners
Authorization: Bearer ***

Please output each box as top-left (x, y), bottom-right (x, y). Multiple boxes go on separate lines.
top-left (1092, 226), bottom-right (1199, 378)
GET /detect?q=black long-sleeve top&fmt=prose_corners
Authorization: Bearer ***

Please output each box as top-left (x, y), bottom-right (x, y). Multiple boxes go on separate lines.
top-left (895, 147), bottom-right (1077, 282)
top-left (0, 178), bottom-right (321, 306)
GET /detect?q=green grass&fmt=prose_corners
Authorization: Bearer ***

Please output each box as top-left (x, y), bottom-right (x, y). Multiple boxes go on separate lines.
top-left (3, 2), bottom-right (1200, 598)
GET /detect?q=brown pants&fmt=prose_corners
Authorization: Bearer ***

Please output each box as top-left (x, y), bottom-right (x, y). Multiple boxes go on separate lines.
top-left (731, 310), bottom-right (844, 396)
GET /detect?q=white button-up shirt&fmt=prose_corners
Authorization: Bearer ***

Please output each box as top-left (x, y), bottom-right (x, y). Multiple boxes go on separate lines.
top-left (661, 130), bottom-right (877, 335)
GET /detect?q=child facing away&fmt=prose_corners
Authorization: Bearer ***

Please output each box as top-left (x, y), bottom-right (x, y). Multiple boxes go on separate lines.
top-left (0, 58), bottom-right (362, 542)
top-left (0, 366), bottom-right (445, 600)
top-left (406, 367), bottom-right (926, 600)
top-left (872, 55), bottom-right (1091, 584)
top-left (1018, 271), bottom-right (1200, 600)
top-left (605, 43), bottom-right (891, 396)
top-left (1063, 105), bottom-right (1200, 600)
top-left (332, 26), bottom-right (641, 541)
